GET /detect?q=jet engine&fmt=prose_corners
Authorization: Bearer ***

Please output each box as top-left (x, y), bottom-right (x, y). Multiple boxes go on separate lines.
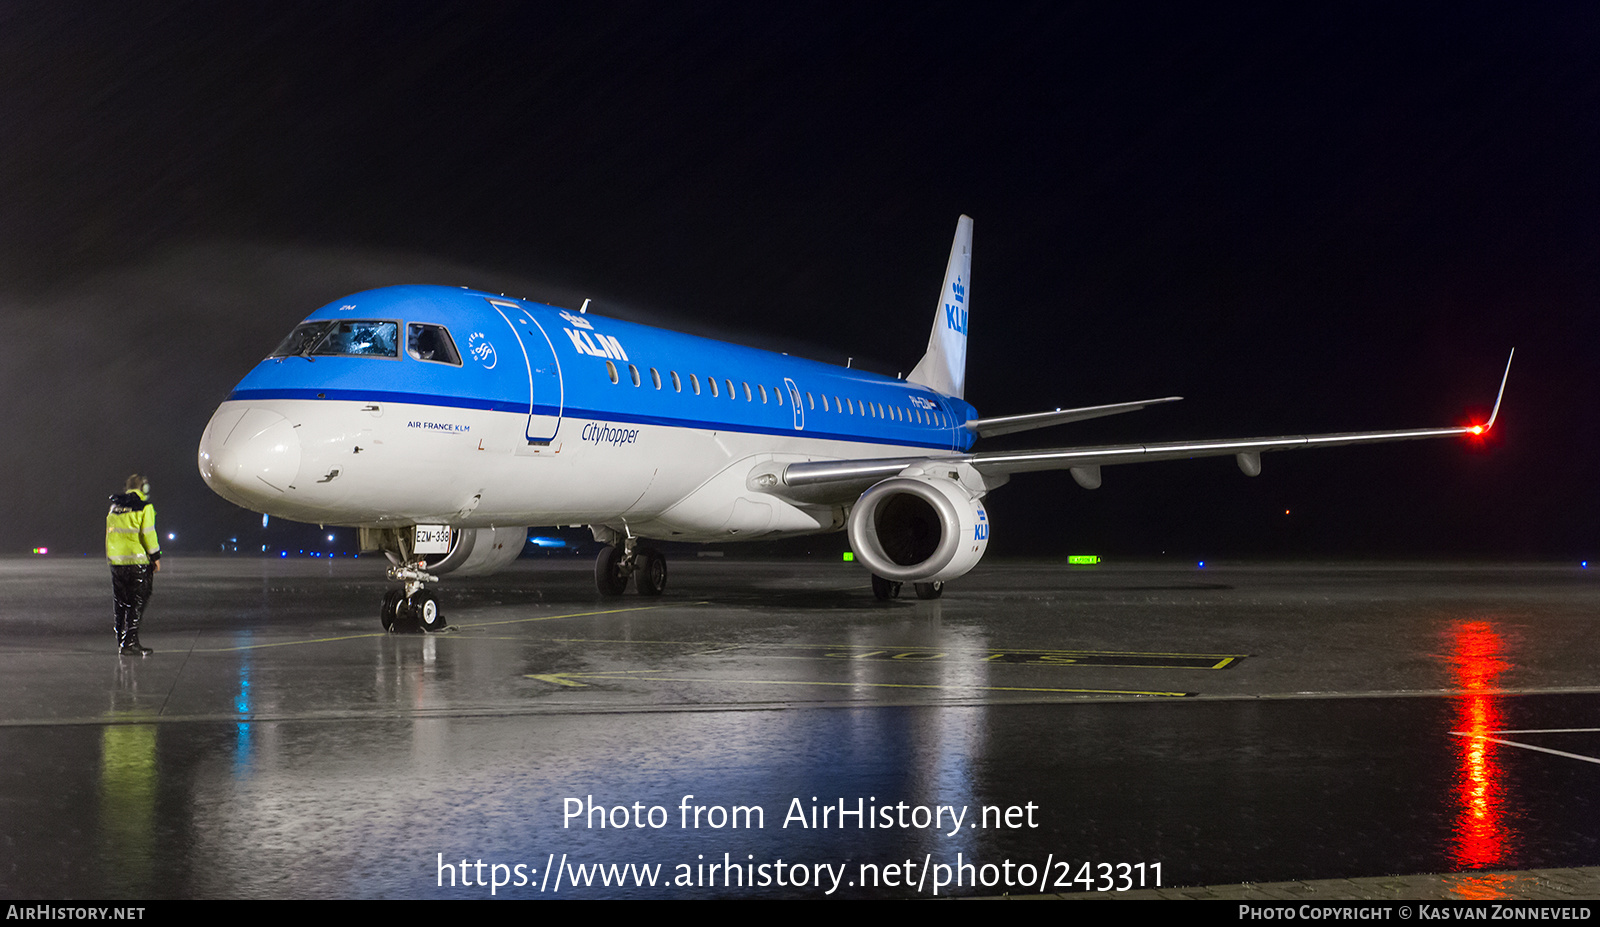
top-left (415, 526), bottom-right (528, 577)
top-left (846, 476), bottom-right (990, 583)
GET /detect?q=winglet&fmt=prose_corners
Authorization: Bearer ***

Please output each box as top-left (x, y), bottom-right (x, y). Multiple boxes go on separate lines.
top-left (1476, 348), bottom-right (1514, 434)
top-left (907, 216), bottom-right (973, 399)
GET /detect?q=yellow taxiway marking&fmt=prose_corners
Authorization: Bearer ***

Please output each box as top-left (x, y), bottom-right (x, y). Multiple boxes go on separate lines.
top-left (456, 603), bottom-right (709, 631)
top-left (188, 603), bottom-right (688, 653)
top-left (524, 671), bottom-right (1189, 697)
top-left (547, 638), bottom-right (1244, 670)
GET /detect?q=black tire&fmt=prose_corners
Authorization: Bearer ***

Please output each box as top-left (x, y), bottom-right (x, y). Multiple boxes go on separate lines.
top-left (410, 590), bottom-right (446, 632)
top-left (381, 589), bottom-right (403, 631)
top-left (871, 574), bottom-right (902, 600)
top-left (914, 581), bottom-right (944, 600)
top-left (636, 547), bottom-right (667, 596)
top-left (595, 544), bottom-right (628, 596)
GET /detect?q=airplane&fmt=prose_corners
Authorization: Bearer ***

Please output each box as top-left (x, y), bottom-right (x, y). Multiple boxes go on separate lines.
top-left (197, 216), bottom-right (1512, 632)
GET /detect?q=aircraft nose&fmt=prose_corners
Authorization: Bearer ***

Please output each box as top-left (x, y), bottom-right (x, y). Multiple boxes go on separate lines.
top-left (198, 407), bottom-right (303, 507)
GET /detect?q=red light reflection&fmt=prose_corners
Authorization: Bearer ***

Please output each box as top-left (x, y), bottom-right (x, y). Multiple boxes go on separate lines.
top-left (1447, 620), bottom-right (1511, 870)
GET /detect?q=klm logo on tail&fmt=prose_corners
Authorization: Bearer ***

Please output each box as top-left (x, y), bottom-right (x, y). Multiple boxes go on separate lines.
top-left (906, 215), bottom-right (972, 400)
top-left (944, 276), bottom-right (968, 334)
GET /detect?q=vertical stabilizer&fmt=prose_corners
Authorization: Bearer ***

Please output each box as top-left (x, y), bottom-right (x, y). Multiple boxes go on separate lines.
top-left (907, 215), bottom-right (973, 399)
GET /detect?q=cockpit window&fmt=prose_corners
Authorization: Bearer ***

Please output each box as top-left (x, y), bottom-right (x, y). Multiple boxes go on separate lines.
top-left (407, 323), bottom-right (462, 365)
top-left (271, 320), bottom-right (399, 359)
top-left (318, 321), bottom-right (398, 357)
top-left (271, 321), bottom-right (331, 358)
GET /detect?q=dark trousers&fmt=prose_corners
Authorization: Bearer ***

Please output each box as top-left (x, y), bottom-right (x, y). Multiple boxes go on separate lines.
top-left (111, 565), bottom-right (153, 648)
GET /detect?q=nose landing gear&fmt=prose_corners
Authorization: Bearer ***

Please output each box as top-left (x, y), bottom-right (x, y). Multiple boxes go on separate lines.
top-left (382, 562), bottom-right (448, 632)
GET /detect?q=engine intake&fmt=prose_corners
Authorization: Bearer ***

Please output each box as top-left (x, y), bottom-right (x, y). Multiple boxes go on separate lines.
top-left (846, 476), bottom-right (990, 583)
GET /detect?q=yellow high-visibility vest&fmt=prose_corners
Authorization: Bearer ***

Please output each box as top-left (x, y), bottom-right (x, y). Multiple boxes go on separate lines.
top-left (106, 492), bottom-right (161, 566)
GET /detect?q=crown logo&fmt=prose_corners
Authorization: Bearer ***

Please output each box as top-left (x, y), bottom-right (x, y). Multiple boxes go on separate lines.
top-left (951, 277), bottom-right (965, 303)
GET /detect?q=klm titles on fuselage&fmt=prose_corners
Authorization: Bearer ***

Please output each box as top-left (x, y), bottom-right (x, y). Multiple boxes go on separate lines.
top-left (565, 327), bottom-right (630, 361)
top-left (559, 309), bottom-right (631, 361)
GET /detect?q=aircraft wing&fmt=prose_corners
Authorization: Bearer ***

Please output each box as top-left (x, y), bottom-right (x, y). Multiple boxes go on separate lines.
top-left (770, 350), bottom-right (1512, 502)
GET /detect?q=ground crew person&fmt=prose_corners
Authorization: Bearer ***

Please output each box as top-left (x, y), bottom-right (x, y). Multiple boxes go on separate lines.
top-left (106, 474), bottom-right (161, 655)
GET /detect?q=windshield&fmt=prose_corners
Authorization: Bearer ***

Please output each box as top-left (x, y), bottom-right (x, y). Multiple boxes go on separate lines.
top-left (270, 320), bottom-right (400, 359)
top-left (270, 321), bottom-right (330, 358)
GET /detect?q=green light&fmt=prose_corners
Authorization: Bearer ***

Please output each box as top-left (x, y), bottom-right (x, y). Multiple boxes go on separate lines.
top-left (1068, 555), bottom-right (1100, 565)
top-left (842, 552), bottom-right (854, 562)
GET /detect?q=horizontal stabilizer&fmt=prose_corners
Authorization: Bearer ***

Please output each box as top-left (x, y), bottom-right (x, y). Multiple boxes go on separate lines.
top-left (966, 396), bottom-right (1182, 438)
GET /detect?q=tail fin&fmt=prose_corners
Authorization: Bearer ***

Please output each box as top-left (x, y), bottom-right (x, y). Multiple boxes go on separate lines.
top-left (907, 215), bottom-right (973, 399)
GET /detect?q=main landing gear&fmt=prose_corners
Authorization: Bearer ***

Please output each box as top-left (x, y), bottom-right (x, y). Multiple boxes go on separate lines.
top-left (871, 575), bottom-right (944, 601)
top-left (595, 539), bottom-right (667, 597)
top-left (382, 561), bottom-right (448, 633)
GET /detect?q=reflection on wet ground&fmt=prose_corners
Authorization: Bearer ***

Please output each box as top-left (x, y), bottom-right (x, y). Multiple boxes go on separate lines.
top-left (0, 556), bottom-right (1596, 898)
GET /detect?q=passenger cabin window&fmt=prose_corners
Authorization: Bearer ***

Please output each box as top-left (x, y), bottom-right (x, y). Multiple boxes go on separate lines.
top-left (672, 371), bottom-right (682, 392)
top-left (628, 364), bottom-right (641, 386)
top-left (709, 377), bottom-right (719, 398)
top-left (606, 360), bottom-right (619, 384)
top-left (759, 384), bottom-right (768, 403)
top-left (407, 324), bottom-right (462, 365)
top-left (651, 368), bottom-right (662, 389)
top-left (742, 381), bottom-right (752, 402)
top-left (690, 374), bottom-right (701, 395)
top-left (725, 378), bottom-right (735, 400)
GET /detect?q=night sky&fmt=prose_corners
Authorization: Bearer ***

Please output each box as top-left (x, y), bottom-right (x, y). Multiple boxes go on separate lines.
top-left (4, 2), bottom-right (1596, 560)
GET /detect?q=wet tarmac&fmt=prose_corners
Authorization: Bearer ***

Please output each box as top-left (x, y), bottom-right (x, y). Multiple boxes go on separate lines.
top-left (1, 555), bottom-right (1597, 899)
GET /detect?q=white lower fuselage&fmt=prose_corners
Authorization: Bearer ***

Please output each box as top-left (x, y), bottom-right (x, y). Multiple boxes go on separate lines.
top-left (201, 398), bottom-right (935, 542)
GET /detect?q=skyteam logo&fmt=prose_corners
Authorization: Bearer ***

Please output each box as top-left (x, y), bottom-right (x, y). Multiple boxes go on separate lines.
top-left (945, 275), bottom-right (967, 334)
top-left (466, 332), bottom-right (497, 369)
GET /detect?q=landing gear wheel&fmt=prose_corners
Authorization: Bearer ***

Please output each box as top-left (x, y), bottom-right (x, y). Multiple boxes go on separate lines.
top-left (595, 544), bottom-right (628, 596)
top-left (409, 590), bottom-right (446, 632)
top-left (381, 589), bottom-right (403, 631)
top-left (914, 581), bottom-right (944, 600)
top-left (871, 574), bottom-right (903, 600)
top-left (635, 547), bottom-right (667, 596)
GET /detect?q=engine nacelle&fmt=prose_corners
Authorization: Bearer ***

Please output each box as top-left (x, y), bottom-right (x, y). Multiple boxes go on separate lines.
top-left (421, 526), bottom-right (527, 577)
top-left (847, 476), bottom-right (990, 583)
